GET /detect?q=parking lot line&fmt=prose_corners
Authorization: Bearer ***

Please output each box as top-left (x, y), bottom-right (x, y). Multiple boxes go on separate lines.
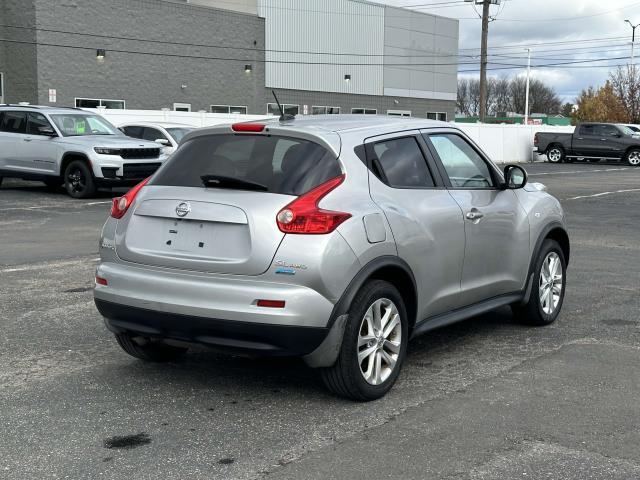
top-left (0, 257), bottom-right (100, 273)
top-left (565, 188), bottom-right (640, 201)
top-left (529, 167), bottom-right (629, 176)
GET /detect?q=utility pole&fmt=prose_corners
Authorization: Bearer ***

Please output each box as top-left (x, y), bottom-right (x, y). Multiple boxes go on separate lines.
top-left (479, 0), bottom-right (491, 122)
top-left (524, 48), bottom-right (531, 126)
top-left (625, 20), bottom-right (638, 67)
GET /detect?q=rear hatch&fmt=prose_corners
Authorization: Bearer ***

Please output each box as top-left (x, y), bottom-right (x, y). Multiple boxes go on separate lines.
top-left (114, 127), bottom-right (342, 275)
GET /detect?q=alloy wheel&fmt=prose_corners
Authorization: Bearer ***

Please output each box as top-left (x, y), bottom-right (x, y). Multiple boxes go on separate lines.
top-left (357, 298), bottom-right (402, 385)
top-left (548, 148), bottom-right (562, 163)
top-left (67, 168), bottom-right (86, 194)
top-left (539, 252), bottom-right (563, 315)
top-left (628, 151), bottom-right (640, 166)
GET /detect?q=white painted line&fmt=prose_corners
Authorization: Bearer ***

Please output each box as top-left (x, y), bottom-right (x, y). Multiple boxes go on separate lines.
top-left (0, 257), bottom-right (100, 274)
top-left (3, 201), bottom-right (111, 211)
top-left (86, 201), bottom-right (112, 206)
top-left (565, 188), bottom-right (640, 201)
top-left (530, 168), bottom-right (629, 176)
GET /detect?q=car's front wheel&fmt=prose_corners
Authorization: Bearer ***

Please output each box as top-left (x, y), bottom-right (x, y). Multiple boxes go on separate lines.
top-left (625, 148), bottom-right (640, 167)
top-left (321, 280), bottom-right (408, 401)
top-left (64, 160), bottom-right (96, 198)
top-left (512, 239), bottom-right (566, 326)
top-left (115, 333), bottom-right (188, 362)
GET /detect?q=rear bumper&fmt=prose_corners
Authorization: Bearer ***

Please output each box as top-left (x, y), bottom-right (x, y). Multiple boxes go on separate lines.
top-left (93, 261), bottom-right (337, 355)
top-left (96, 299), bottom-right (328, 355)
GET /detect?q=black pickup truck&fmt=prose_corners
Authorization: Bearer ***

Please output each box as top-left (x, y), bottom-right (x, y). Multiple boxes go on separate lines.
top-left (535, 123), bottom-right (640, 166)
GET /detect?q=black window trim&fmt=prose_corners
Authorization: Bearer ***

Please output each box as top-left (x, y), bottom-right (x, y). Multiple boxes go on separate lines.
top-left (27, 112), bottom-right (57, 136)
top-left (0, 110), bottom-right (28, 135)
top-left (421, 128), bottom-right (503, 191)
top-left (363, 131), bottom-right (445, 190)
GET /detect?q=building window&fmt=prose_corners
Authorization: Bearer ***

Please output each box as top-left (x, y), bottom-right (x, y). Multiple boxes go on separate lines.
top-left (427, 112), bottom-right (447, 121)
top-left (267, 103), bottom-right (299, 116)
top-left (173, 103), bottom-right (191, 112)
top-left (352, 108), bottom-right (377, 115)
top-left (312, 106), bottom-right (340, 115)
top-left (387, 110), bottom-right (411, 117)
top-left (75, 98), bottom-right (125, 109)
top-left (211, 105), bottom-right (248, 114)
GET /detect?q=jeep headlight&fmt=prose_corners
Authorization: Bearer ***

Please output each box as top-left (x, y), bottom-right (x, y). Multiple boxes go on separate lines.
top-left (94, 147), bottom-right (121, 155)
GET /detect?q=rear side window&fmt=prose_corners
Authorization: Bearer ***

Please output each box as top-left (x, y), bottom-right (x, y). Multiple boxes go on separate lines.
top-left (152, 134), bottom-right (341, 196)
top-left (369, 136), bottom-right (435, 188)
top-left (579, 125), bottom-right (597, 135)
top-left (0, 111), bottom-right (27, 133)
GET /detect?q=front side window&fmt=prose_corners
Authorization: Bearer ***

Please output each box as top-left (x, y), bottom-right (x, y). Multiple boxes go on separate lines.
top-left (50, 114), bottom-right (120, 137)
top-left (152, 134), bottom-right (341, 196)
top-left (428, 133), bottom-right (494, 189)
top-left (370, 137), bottom-right (435, 188)
top-left (27, 113), bottom-right (54, 135)
top-left (598, 125), bottom-right (620, 137)
top-left (0, 111), bottom-right (27, 133)
top-left (142, 127), bottom-right (167, 142)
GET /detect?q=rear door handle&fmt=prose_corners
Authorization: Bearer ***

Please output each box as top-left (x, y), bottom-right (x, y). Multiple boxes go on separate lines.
top-left (23, 137), bottom-right (33, 142)
top-left (466, 210), bottom-right (484, 221)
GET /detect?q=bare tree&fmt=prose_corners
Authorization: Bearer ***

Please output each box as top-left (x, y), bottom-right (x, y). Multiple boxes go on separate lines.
top-left (610, 65), bottom-right (640, 124)
top-left (457, 79), bottom-right (470, 116)
top-left (491, 77), bottom-right (511, 115)
top-left (468, 79), bottom-right (481, 117)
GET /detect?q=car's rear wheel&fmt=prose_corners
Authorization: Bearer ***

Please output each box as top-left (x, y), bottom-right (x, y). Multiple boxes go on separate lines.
top-left (512, 239), bottom-right (566, 326)
top-left (546, 146), bottom-right (564, 163)
top-left (115, 333), bottom-right (188, 362)
top-left (625, 149), bottom-right (640, 166)
top-left (320, 280), bottom-right (408, 401)
top-left (64, 160), bottom-right (96, 198)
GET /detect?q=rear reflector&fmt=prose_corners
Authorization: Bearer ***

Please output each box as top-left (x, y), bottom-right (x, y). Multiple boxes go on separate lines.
top-left (232, 123), bottom-right (266, 133)
top-left (95, 276), bottom-right (108, 286)
top-left (256, 300), bottom-right (286, 308)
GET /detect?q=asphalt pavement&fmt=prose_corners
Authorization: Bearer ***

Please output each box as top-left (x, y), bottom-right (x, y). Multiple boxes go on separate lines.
top-left (1, 161), bottom-right (639, 479)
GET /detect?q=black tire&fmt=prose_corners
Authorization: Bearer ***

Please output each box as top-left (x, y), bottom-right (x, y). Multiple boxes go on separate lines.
top-left (115, 333), bottom-right (188, 362)
top-left (546, 145), bottom-right (565, 163)
top-left (43, 177), bottom-right (62, 190)
top-left (64, 160), bottom-right (96, 198)
top-left (512, 239), bottom-right (567, 326)
top-left (625, 148), bottom-right (640, 167)
top-left (320, 280), bottom-right (409, 401)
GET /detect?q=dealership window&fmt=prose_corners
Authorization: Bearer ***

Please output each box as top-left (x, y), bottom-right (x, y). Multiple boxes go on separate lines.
top-left (352, 108), bottom-right (377, 114)
top-left (387, 110), bottom-right (411, 117)
top-left (211, 105), bottom-right (248, 114)
top-left (173, 103), bottom-right (191, 112)
top-left (75, 98), bottom-right (125, 109)
top-left (427, 112), bottom-right (447, 121)
top-left (312, 106), bottom-right (340, 115)
top-left (267, 103), bottom-right (299, 116)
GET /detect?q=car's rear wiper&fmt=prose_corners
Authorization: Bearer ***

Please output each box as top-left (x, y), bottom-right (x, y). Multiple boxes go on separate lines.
top-left (200, 175), bottom-right (268, 192)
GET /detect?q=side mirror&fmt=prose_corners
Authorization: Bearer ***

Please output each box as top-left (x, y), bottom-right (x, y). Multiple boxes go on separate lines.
top-left (503, 164), bottom-right (528, 190)
top-left (155, 138), bottom-right (171, 146)
top-left (38, 126), bottom-right (57, 137)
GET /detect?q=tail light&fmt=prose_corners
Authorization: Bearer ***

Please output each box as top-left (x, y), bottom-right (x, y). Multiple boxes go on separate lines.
top-left (110, 177), bottom-right (150, 219)
top-left (534, 134), bottom-right (538, 146)
top-left (276, 174), bottom-right (351, 234)
top-left (232, 123), bottom-right (266, 133)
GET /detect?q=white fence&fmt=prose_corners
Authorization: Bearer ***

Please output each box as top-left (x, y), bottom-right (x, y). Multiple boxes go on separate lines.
top-left (86, 108), bottom-right (574, 164)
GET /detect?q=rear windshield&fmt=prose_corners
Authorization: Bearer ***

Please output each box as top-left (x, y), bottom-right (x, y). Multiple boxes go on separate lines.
top-left (151, 134), bottom-right (341, 196)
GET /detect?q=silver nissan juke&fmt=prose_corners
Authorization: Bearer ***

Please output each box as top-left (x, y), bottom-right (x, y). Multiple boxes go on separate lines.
top-left (94, 115), bottom-right (569, 400)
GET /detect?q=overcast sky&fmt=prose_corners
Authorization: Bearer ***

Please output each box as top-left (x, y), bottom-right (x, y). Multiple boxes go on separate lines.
top-left (378, 0), bottom-right (640, 103)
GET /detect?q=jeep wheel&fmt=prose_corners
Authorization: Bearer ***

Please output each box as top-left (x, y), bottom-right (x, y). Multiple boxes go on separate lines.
top-left (626, 149), bottom-right (640, 167)
top-left (546, 146), bottom-right (564, 163)
top-left (64, 160), bottom-right (96, 198)
top-left (115, 333), bottom-right (188, 362)
top-left (512, 239), bottom-right (566, 326)
top-left (320, 280), bottom-right (408, 401)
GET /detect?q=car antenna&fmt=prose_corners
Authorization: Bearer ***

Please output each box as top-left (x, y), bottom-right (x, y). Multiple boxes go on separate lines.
top-left (272, 90), bottom-right (295, 122)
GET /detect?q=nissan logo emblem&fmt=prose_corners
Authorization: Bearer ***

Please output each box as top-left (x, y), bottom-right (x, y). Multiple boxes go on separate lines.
top-left (176, 202), bottom-right (191, 217)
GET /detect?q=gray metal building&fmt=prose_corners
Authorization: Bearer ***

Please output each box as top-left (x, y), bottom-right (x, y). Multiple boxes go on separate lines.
top-left (0, 0), bottom-right (459, 119)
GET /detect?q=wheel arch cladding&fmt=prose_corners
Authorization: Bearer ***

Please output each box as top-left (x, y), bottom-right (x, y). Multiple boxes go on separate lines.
top-left (546, 227), bottom-right (570, 266)
top-left (61, 152), bottom-right (91, 176)
top-left (331, 256), bottom-right (418, 333)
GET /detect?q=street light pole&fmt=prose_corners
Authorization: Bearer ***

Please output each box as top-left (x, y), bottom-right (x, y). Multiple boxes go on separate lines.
top-left (625, 20), bottom-right (639, 67)
top-left (524, 48), bottom-right (531, 126)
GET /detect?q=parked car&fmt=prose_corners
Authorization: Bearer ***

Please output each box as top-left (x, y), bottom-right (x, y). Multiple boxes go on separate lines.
top-left (94, 116), bottom-right (570, 400)
top-left (0, 105), bottom-right (168, 197)
top-left (119, 122), bottom-right (194, 155)
top-left (535, 123), bottom-right (640, 165)
top-left (623, 124), bottom-right (640, 134)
